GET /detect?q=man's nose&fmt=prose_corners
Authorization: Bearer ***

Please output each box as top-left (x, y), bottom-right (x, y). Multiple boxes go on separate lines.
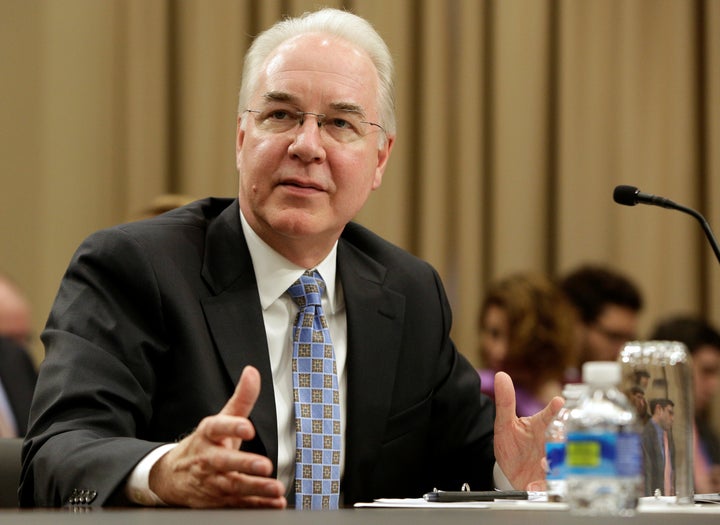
top-left (288, 115), bottom-right (326, 163)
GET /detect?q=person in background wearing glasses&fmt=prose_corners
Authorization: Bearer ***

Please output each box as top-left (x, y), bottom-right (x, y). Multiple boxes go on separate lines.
top-left (559, 264), bottom-right (644, 382)
top-left (20, 8), bottom-right (560, 509)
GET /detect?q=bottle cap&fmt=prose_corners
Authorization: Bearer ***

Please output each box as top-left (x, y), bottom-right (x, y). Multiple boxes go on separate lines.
top-left (561, 383), bottom-right (589, 399)
top-left (582, 361), bottom-right (621, 384)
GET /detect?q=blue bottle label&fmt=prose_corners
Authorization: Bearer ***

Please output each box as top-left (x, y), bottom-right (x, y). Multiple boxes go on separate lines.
top-left (566, 430), bottom-right (642, 477)
top-left (546, 442), bottom-right (566, 480)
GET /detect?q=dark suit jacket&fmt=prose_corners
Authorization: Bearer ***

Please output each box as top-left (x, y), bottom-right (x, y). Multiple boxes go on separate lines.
top-left (0, 337), bottom-right (37, 436)
top-left (19, 198), bottom-right (495, 507)
top-left (641, 420), bottom-right (675, 496)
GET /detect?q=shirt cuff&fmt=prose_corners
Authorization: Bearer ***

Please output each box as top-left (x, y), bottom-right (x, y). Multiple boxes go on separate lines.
top-left (125, 443), bottom-right (177, 506)
top-left (493, 462), bottom-right (515, 490)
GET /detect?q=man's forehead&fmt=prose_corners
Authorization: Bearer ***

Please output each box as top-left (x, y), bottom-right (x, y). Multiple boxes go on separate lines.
top-left (257, 34), bottom-right (377, 91)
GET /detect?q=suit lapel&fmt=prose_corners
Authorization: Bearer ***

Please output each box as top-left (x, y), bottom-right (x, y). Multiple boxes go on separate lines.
top-left (199, 201), bottom-right (278, 469)
top-left (338, 238), bottom-right (406, 492)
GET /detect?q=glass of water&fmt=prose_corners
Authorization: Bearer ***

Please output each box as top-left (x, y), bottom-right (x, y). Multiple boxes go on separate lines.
top-left (618, 341), bottom-right (694, 504)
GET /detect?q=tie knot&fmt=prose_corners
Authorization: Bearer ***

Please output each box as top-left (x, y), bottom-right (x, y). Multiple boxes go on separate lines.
top-left (288, 270), bottom-right (325, 308)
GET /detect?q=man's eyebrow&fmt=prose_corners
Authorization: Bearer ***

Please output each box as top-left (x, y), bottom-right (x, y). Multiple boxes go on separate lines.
top-left (329, 102), bottom-right (365, 116)
top-left (261, 93), bottom-right (367, 116)
top-left (262, 91), bottom-right (299, 104)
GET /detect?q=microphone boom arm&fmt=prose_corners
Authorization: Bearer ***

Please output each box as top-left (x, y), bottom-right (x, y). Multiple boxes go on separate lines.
top-left (673, 201), bottom-right (720, 266)
top-left (613, 184), bottom-right (720, 266)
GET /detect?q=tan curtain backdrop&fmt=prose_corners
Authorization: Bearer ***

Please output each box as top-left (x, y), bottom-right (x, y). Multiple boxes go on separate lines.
top-left (2, 0), bottom-right (719, 396)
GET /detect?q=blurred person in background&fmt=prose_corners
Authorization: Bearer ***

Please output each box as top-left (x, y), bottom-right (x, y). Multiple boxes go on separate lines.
top-left (627, 384), bottom-right (651, 426)
top-left (560, 264), bottom-right (643, 381)
top-left (478, 272), bottom-right (576, 416)
top-left (0, 273), bottom-right (38, 437)
top-left (650, 315), bottom-right (720, 493)
top-left (0, 273), bottom-right (32, 347)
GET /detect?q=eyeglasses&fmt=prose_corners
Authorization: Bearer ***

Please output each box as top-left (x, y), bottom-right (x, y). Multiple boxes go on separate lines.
top-left (243, 107), bottom-right (386, 144)
top-left (590, 323), bottom-right (636, 344)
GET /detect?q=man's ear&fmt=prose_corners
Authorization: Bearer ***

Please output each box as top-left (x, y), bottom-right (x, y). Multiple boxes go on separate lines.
top-left (236, 116), bottom-right (245, 171)
top-left (372, 135), bottom-right (395, 190)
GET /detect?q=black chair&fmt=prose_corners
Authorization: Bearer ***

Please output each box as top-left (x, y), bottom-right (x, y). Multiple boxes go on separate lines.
top-left (0, 438), bottom-right (23, 507)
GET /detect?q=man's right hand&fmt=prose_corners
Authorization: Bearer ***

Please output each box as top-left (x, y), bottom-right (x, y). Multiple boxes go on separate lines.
top-left (148, 366), bottom-right (287, 508)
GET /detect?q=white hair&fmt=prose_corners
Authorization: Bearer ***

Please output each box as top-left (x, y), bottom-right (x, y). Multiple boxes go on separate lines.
top-left (237, 8), bottom-right (396, 141)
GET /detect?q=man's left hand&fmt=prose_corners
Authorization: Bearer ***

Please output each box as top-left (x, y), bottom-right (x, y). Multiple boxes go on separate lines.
top-left (493, 371), bottom-right (564, 490)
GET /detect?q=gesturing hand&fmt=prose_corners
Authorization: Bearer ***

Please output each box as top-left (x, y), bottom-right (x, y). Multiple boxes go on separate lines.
top-left (148, 366), bottom-right (287, 508)
top-left (493, 371), bottom-right (564, 491)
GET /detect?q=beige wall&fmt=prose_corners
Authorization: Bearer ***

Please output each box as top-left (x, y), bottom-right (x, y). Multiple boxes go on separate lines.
top-left (2, 0), bottom-right (720, 422)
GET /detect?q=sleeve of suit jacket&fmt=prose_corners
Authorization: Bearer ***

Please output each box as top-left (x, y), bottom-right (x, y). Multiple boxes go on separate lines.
top-left (19, 223), bottom-right (182, 507)
top-left (18, 199), bottom-right (248, 507)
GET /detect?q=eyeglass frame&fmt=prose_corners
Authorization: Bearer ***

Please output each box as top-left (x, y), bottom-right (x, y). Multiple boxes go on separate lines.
top-left (242, 108), bottom-right (386, 142)
top-left (589, 321), bottom-right (637, 344)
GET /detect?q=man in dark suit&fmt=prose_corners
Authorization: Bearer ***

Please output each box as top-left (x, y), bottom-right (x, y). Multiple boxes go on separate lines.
top-left (20, 8), bottom-right (560, 508)
top-left (0, 337), bottom-right (37, 437)
top-left (641, 398), bottom-right (675, 496)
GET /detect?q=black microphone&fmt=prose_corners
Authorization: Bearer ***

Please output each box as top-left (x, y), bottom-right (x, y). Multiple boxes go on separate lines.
top-left (613, 185), bottom-right (677, 209)
top-left (613, 184), bottom-right (720, 265)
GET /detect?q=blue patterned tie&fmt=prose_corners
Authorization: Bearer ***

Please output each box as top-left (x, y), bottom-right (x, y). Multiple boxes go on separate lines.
top-left (288, 270), bottom-right (341, 509)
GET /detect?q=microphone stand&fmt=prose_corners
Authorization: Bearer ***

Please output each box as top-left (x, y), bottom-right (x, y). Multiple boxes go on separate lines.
top-left (670, 201), bottom-right (720, 266)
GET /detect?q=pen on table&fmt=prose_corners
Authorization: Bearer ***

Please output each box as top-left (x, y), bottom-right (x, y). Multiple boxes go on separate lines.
top-left (423, 490), bottom-right (529, 502)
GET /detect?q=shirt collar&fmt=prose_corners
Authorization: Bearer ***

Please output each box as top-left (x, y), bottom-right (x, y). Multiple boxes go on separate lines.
top-left (239, 210), bottom-right (339, 313)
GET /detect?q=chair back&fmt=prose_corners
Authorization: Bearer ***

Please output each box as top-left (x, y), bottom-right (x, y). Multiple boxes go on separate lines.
top-left (0, 438), bottom-right (23, 507)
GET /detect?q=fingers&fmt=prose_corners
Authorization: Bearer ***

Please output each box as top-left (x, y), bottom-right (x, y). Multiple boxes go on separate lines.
top-left (526, 479), bottom-right (547, 492)
top-left (181, 474), bottom-right (287, 509)
top-left (185, 468), bottom-right (285, 505)
top-left (148, 366), bottom-right (283, 508)
top-left (533, 396), bottom-right (564, 429)
top-left (221, 365), bottom-right (261, 418)
top-left (493, 372), bottom-right (561, 491)
top-left (150, 442), bottom-right (285, 508)
top-left (202, 470), bottom-right (285, 500)
top-left (493, 371), bottom-right (517, 428)
top-left (184, 445), bottom-right (274, 478)
top-left (197, 414), bottom-right (256, 443)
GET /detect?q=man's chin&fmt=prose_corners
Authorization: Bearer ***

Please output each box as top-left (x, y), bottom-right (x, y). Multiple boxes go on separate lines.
top-left (261, 209), bottom-right (342, 241)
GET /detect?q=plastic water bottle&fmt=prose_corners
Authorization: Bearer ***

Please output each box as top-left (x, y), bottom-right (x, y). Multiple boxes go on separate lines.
top-left (545, 383), bottom-right (588, 502)
top-left (565, 361), bottom-right (642, 515)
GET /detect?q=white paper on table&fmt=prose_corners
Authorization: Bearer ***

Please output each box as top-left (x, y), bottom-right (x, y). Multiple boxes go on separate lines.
top-left (354, 498), bottom-right (567, 511)
top-left (354, 498), bottom-right (490, 509)
top-left (638, 496), bottom-right (720, 514)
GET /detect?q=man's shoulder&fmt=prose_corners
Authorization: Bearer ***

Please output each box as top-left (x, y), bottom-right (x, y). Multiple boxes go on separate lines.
top-left (87, 197), bottom-right (236, 244)
top-left (71, 198), bottom-right (238, 269)
top-left (341, 222), bottom-right (427, 268)
top-left (642, 420), bottom-right (658, 436)
top-left (121, 197), bottom-right (235, 232)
